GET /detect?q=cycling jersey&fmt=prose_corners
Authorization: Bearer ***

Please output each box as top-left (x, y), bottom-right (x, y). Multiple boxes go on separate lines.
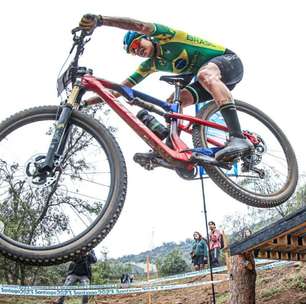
top-left (128, 23), bottom-right (227, 85)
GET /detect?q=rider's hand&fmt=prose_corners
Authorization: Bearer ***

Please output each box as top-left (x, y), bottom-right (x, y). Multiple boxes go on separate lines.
top-left (79, 14), bottom-right (103, 32)
top-left (109, 90), bottom-right (121, 98)
top-left (83, 96), bottom-right (104, 107)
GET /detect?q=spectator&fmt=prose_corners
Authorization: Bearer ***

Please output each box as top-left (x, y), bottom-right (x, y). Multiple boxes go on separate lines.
top-left (53, 249), bottom-right (97, 304)
top-left (208, 221), bottom-right (223, 267)
top-left (241, 227), bottom-right (252, 239)
top-left (130, 274), bottom-right (134, 283)
top-left (120, 273), bottom-right (131, 284)
top-left (190, 231), bottom-right (208, 271)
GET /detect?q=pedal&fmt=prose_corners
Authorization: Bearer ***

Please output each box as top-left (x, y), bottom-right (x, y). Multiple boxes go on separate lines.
top-left (133, 152), bottom-right (173, 171)
top-left (190, 152), bottom-right (232, 170)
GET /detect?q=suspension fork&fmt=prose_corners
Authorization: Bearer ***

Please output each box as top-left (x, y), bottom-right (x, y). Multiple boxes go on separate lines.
top-left (42, 84), bottom-right (83, 171)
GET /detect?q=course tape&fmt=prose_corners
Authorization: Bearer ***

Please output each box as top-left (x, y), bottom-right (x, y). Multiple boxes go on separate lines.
top-left (256, 260), bottom-right (296, 271)
top-left (0, 266), bottom-right (227, 291)
top-left (0, 260), bottom-right (275, 291)
top-left (0, 279), bottom-right (228, 297)
top-left (0, 260), bottom-right (295, 297)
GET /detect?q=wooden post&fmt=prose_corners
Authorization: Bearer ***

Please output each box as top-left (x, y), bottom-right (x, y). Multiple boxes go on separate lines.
top-left (146, 256), bottom-right (152, 304)
top-left (222, 230), bottom-right (232, 271)
top-left (229, 252), bottom-right (256, 304)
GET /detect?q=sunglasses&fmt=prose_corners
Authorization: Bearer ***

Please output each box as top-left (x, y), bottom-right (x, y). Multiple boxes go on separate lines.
top-left (130, 39), bottom-right (141, 53)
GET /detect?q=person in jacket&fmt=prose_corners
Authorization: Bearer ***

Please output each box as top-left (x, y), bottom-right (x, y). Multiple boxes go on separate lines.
top-left (208, 221), bottom-right (223, 267)
top-left (191, 231), bottom-right (208, 270)
top-left (54, 249), bottom-right (97, 304)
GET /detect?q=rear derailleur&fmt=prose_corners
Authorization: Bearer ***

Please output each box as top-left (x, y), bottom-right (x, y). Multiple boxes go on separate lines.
top-left (241, 149), bottom-right (265, 178)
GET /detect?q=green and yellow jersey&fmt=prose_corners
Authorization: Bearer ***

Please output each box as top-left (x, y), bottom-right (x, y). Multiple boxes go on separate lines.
top-left (128, 23), bottom-right (227, 85)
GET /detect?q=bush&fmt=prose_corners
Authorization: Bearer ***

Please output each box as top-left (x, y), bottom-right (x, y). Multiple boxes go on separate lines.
top-left (157, 249), bottom-right (190, 276)
top-left (92, 260), bottom-right (132, 284)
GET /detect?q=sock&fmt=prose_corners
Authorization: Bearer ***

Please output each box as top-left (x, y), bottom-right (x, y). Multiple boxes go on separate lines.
top-left (219, 103), bottom-right (243, 138)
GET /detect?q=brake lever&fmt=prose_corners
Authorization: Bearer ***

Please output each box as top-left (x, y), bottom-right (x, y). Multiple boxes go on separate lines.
top-left (71, 26), bottom-right (82, 34)
top-left (71, 26), bottom-right (96, 36)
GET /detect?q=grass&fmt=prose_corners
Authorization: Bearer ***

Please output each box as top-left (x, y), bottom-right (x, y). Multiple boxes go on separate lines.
top-left (216, 291), bottom-right (229, 304)
top-left (258, 264), bottom-right (306, 301)
top-left (260, 287), bottom-right (282, 300)
top-left (285, 274), bottom-right (306, 291)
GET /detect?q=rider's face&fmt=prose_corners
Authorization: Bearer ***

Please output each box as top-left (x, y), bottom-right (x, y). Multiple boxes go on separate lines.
top-left (130, 38), bottom-right (154, 58)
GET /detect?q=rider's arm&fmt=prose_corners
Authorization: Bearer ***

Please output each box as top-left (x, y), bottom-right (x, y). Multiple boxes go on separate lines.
top-left (84, 79), bottom-right (134, 105)
top-left (111, 79), bottom-right (134, 98)
top-left (127, 59), bottom-right (156, 86)
top-left (101, 16), bottom-right (154, 35)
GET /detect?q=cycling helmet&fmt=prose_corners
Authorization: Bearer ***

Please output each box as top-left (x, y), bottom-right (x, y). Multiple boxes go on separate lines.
top-left (123, 31), bottom-right (147, 53)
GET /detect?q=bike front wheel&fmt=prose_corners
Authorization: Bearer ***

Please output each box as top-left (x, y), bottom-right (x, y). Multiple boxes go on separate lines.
top-left (0, 106), bottom-right (127, 265)
top-left (192, 100), bottom-right (298, 208)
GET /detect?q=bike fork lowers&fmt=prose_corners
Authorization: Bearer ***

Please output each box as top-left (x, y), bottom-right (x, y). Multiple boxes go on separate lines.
top-left (43, 85), bottom-right (81, 171)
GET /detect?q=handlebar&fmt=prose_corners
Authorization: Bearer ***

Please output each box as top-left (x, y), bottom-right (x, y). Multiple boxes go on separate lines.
top-left (69, 26), bottom-right (95, 68)
top-left (57, 26), bottom-right (95, 95)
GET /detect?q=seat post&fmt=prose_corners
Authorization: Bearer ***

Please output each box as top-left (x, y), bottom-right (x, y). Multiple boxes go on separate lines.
top-left (170, 82), bottom-right (182, 140)
top-left (174, 82), bottom-right (182, 113)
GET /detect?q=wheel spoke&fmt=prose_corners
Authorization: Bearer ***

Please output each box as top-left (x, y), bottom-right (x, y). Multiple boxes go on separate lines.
top-left (0, 109), bottom-right (115, 249)
top-left (193, 100), bottom-right (298, 205)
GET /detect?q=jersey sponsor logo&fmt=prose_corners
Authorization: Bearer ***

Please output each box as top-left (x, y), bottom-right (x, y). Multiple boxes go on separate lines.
top-left (186, 34), bottom-right (220, 48)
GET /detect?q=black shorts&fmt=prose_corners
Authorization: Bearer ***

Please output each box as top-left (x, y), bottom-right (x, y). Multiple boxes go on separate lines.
top-left (185, 50), bottom-right (244, 103)
top-left (192, 255), bottom-right (208, 266)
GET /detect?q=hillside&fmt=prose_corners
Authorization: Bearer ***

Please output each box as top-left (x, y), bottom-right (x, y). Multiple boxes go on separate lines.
top-left (114, 239), bottom-right (194, 264)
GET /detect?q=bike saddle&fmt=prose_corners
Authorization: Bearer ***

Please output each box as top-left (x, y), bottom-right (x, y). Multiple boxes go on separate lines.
top-left (160, 72), bottom-right (194, 87)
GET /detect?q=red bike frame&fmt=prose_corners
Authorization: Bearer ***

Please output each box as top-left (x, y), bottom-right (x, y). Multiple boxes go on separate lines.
top-left (82, 75), bottom-right (229, 169)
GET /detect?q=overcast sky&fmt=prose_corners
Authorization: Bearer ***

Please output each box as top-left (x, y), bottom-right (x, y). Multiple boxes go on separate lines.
top-left (0, 0), bottom-right (305, 258)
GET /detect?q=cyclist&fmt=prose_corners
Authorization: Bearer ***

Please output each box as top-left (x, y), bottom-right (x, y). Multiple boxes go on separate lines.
top-left (79, 15), bottom-right (253, 161)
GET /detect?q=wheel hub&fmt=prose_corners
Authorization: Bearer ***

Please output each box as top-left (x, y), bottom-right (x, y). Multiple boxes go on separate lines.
top-left (25, 154), bottom-right (59, 188)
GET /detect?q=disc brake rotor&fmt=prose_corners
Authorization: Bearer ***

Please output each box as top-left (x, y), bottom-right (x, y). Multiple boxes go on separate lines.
top-left (25, 154), bottom-right (59, 188)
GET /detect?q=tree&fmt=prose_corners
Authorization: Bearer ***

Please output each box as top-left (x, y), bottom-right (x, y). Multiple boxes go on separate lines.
top-left (229, 253), bottom-right (256, 304)
top-left (156, 249), bottom-right (190, 276)
top-left (92, 260), bottom-right (132, 284)
top-left (221, 181), bottom-right (306, 244)
top-left (0, 255), bottom-right (67, 285)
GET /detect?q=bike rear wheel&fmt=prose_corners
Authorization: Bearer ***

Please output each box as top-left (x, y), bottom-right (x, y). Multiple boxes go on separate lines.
top-left (192, 100), bottom-right (298, 208)
top-left (0, 106), bottom-right (127, 265)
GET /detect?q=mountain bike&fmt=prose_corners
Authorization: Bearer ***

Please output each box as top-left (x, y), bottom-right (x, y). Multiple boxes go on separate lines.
top-left (0, 27), bottom-right (298, 265)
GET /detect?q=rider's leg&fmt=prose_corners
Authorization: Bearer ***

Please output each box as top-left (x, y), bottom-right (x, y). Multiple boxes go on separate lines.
top-left (179, 89), bottom-right (196, 108)
top-left (194, 62), bottom-right (253, 161)
top-left (197, 62), bottom-right (243, 137)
